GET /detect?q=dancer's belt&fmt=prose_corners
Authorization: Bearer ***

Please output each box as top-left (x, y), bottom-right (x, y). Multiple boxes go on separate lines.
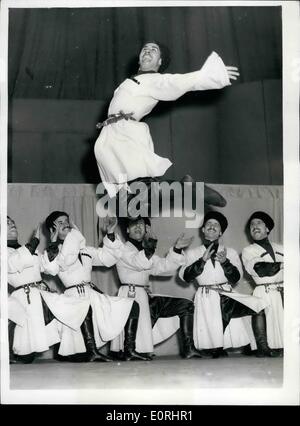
top-left (197, 282), bottom-right (232, 295)
top-left (65, 282), bottom-right (102, 296)
top-left (256, 282), bottom-right (283, 293)
top-left (13, 281), bottom-right (49, 304)
top-left (96, 111), bottom-right (136, 129)
top-left (120, 283), bottom-right (151, 298)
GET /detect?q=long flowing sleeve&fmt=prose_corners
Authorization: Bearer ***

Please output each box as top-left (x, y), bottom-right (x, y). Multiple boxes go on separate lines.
top-left (150, 248), bottom-right (185, 276)
top-left (41, 229), bottom-right (85, 274)
top-left (87, 234), bottom-right (124, 267)
top-left (119, 248), bottom-right (154, 272)
top-left (55, 229), bottom-right (85, 271)
top-left (7, 246), bottom-right (34, 273)
top-left (40, 250), bottom-right (60, 276)
top-left (143, 51), bottom-right (231, 101)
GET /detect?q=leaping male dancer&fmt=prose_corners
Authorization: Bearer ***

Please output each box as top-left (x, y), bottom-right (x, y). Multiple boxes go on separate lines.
top-left (94, 41), bottom-right (239, 215)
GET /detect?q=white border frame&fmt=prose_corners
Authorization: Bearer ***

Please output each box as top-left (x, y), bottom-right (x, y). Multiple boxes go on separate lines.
top-left (1, 0), bottom-right (299, 405)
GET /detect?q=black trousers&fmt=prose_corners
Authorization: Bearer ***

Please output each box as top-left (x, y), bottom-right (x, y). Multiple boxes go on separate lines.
top-left (149, 295), bottom-right (194, 327)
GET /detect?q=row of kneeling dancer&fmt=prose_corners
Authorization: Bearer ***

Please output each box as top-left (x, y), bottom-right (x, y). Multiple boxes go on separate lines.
top-left (7, 210), bottom-right (283, 364)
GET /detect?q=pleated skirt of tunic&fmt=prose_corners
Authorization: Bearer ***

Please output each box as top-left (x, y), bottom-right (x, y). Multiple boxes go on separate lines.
top-left (253, 285), bottom-right (284, 348)
top-left (94, 120), bottom-right (172, 197)
top-left (193, 286), bottom-right (266, 350)
top-left (9, 289), bottom-right (61, 355)
top-left (57, 286), bottom-right (133, 356)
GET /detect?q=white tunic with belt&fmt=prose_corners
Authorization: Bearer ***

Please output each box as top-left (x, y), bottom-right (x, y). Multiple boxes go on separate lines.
top-left (110, 241), bottom-right (186, 353)
top-left (179, 245), bottom-right (267, 350)
top-left (41, 228), bottom-right (133, 356)
top-left (8, 244), bottom-right (88, 355)
top-left (94, 51), bottom-right (231, 197)
top-left (242, 242), bottom-right (284, 348)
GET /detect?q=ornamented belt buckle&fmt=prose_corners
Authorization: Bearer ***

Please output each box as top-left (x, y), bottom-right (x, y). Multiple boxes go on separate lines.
top-left (128, 285), bottom-right (136, 299)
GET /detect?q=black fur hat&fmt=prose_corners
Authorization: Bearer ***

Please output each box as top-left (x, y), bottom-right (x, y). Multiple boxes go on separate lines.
top-left (247, 211), bottom-right (274, 232)
top-left (202, 211), bottom-right (228, 233)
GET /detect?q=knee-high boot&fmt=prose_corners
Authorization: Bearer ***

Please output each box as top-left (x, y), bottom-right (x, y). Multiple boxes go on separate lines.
top-left (8, 320), bottom-right (35, 364)
top-left (8, 320), bottom-right (17, 364)
top-left (252, 312), bottom-right (279, 358)
top-left (180, 315), bottom-right (213, 359)
top-left (123, 317), bottom-right (152, 361)
top-left (80, 307), bottom-right (113, 362)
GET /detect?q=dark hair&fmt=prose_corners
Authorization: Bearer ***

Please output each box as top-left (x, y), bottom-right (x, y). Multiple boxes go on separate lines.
top-left (45, 211), bottom-right (69, 232)
top-left (140, 40), bottom-right (171, 72)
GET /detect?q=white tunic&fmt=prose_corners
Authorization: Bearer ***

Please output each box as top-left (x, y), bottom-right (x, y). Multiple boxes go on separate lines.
top-left (242, 242), bottom-right (284, 348)
top-left (94, 51), bottom-right (231, 197)
top-left (110, 241), bottom-right (186, 353)
top-left (8, 244), bottom-right (87, 355)
top-left (41, 229), bottom-right (134, 356)
top-left (179, 244), bottom-right (266, 350)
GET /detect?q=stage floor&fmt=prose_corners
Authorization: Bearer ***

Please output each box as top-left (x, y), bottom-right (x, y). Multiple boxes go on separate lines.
top-left (9, 355), bottom-right (283, 391)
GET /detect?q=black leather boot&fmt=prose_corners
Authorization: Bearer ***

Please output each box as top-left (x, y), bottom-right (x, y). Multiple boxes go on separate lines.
top-left (179, 176), bottom-right (227, 208)
top-left (8, 320), bottom-right (35, 364)
top-left (241, 344), bottom-right (253, 356)
top-left (80, 308), bottom-right (113, 362)
top-left (252, 313), bottom-right (279, 358)
top-left (8, 320), bottom-right (18, 364)
top-left (211, 347), bottom-right (228, 358)
top-left (123, 318), bottom-right (152, 361)
top-left (14, 353), bottom-right (35, 364)
top-left (180, 315), bottom-right (213, 359)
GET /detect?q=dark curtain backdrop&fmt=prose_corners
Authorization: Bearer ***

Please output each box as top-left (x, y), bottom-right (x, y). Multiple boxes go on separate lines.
top-left (8, 7), bottom-right (282, 100)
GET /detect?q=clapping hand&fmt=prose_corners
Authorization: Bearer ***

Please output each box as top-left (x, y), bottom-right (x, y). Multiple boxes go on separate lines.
top-left (202, 243), bottom-right (216, 262)
top-left (174, 233), bottom-right (194, 250)
top-left (34, 223), bottom-right (42, 240)
top-left (50, 222), bottom-right (60, 243)
top-left (104, 215), bottom-right (118, 234)
top-left (215, 248), bottom-right (227, 264)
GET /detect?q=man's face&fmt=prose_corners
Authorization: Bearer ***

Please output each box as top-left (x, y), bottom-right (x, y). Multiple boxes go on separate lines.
top-left (7, 217), bottom-right (18, 240)
top-left (202, 219), bottom-right (222, 241)
top-left (138, 43), bottom-right (162, 72)
top-left (249, 218), bottom-right (269, 241)
top-left (54, 215), bottom-right (71, 240)
top-left (127, 219), bottom-right (146, 242)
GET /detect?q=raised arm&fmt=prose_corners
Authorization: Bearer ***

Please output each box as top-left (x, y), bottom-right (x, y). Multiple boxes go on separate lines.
top-left (7, 224), bottom-right (41, 273)
top-left (143, 51), bottom-right (239, 101)
top-left (150, 234), bottom-right (193, 276)
top-left (88, 234), bottom-right (124, 267)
